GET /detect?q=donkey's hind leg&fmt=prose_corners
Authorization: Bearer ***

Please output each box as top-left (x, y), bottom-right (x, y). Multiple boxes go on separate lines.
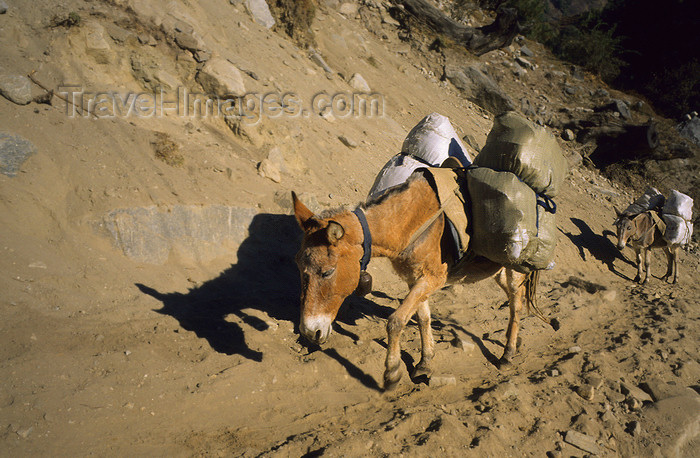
top-left (668, 245), bottom-right (679, 284)
top-left (495, 268), bottom-right (525, 366)
top-left (411, 300), bottom-right (435, 381)
top-left (661, 246), bottom-right (674, 283)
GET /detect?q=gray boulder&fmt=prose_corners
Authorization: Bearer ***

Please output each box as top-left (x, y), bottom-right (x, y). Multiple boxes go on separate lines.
top-left (0, 74), bottom-right (33, 105)
top-left (245, 0), bottom-right (275, 29)
top-left (196, 58), bottom-right (246, 98)
top-left (0, 133), bottom-right (37, 177)
top-left (444, 64), bottom-right (516, 115)
top-left (101, 205), bottom-right (259, 264)
top-left (678, 115), bottom-right (700, 146)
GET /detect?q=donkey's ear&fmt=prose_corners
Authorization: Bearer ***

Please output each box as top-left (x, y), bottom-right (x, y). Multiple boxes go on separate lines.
top-left (325, 221), bottom-right (345, 245)
top-left (292, 191), bottom-right (317, 231)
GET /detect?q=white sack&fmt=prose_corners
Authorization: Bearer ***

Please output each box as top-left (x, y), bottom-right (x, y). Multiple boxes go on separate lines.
top-left (401, 113), bottom-right (473, 168)
top-left (662, 189), bottom-right (693, 220)
top-left (369, 113), bottom-right (473, 199)
top-left (662, 214), bottom-right (693, 246)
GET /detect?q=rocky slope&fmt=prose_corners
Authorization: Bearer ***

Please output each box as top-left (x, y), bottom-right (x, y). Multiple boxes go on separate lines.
top-left (0, 0), bottom-right (698, 456)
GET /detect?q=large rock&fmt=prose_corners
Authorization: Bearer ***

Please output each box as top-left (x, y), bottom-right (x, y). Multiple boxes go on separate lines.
top-left (0, 132), bottom-right (37, 177)
top-left (349, 73), bottom-right (371, 92)
top-left (0, 74), bottom-right (32, 105)
top-left (196, 58), bottom-right (246, 98)
top-left (444, 64), bottom-right (516, 115)
top-left (642, 394), bottom-right (700, 457)
top-left (245, 0), bottom-right (275, 29)
top-left (100, 205), bottom-right (259, 264)
top-left (678, 116), bottom-right (700, 146)
top-left (83, 22), bottom-right (112, 65)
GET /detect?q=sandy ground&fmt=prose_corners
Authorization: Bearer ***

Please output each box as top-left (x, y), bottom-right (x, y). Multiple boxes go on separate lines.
top-left (1, 1), bottom-right (698, 456)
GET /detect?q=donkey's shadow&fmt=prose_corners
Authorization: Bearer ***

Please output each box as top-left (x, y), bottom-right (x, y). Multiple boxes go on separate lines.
top-left (137, 213), bottom-right (387, 363)
top-left (562, 217), bottom-right (634, 278)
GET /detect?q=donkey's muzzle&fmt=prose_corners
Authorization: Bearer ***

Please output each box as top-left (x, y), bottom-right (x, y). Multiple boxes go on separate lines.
top-left (300, 316), bottom-right (332, 345)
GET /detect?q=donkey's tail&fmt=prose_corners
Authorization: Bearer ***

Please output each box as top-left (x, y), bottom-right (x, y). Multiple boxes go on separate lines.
top-left (524, 270), bottom-right (557, 330)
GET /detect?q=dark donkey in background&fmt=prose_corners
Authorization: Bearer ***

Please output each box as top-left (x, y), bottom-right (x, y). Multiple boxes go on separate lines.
top-left (614, 209), bottom-right (679, 284)
top-left (292, 172), bottom-right (539, 390)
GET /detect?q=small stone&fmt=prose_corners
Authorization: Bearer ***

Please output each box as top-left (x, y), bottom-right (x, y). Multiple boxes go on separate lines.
top-left (245, 0), bottom-right (275, 29)
top-left (515, 56), bottom-right (534, 70)
top-left (610, 99), bottom-right (631, 120)
top-left (17, 427), bottom-right (33, 439)
top-left (348, 73), bottom-right (371, 92)
top-left (258, 159), bottom-right (281, 183)
top-left (626, 397), bottom-right (643, 410)
top-left (338, 135), bottom-right (358, 148)
top-left (562, 129), bottom-right (575, 141)
top-left (452, 337), bottom-right (476, 353)
top-left (577, 384), bottom-right (595, 401)
top-left (0, 74), bottom-right (33, 105)
top-left (627, 420), bottom-right (641, 436)
top-left (569, 346), bottom-right (582, 354)
top-left (83, 22), bottom-right (112, 65)
top-left (0, 1), bottom-right (7, 14)
top-left (0, 132), bottom-right (37, 177)
top-left (564, 430), bottom-right (602, 455)
top-left (620, 381), bottom-right (653, 403)
top-left (429, 376), bottom-right (457, 387)
top-left (520, 45), bottom-right (534, 57)
top-left (196, 58), bottom-right (246, 98)
top-left (309, 49), bottom-right (333, 74)
top-left (339, 3), bottom-right (358, 17)
top-left (28, 261), bottom-right (47, 269)
top-left (547, 369), bottom-right (560, 377)
top-left (586, 374), bottom-right (604, 390)
top-left (124, 350), bottom-right (131, 356)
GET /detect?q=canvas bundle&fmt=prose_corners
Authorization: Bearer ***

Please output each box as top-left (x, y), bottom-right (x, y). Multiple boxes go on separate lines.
top-left (368, 113), bottom-right (473, 199)
top-left (661, 190), bottom-right (693, 246)
top-left (473, 111), bottom-right (568, 198)
top-left (466, 168), bottom-right (557, 272)
top-left (467, 112), bottom-right (567, 272)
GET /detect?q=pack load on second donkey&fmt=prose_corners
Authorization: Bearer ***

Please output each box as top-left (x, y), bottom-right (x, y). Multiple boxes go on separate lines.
top-left (620, 187), bottom-right (694, 247)
top-left (370, 111), bottom-right (568, 274)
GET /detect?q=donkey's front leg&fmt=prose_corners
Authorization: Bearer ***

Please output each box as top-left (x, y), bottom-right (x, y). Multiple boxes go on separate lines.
top-left (384, 279), bottom-right (437, 390)
top-left (411, 300), bottom-right (434, 381)
top-left (633, 247), bottom-right (644, 283)
top-left (641, 248), bottom-right (651, 284)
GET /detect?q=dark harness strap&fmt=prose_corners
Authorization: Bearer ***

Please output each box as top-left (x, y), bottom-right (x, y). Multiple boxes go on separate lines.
top-left (352, 208), bottom-right (372, 271)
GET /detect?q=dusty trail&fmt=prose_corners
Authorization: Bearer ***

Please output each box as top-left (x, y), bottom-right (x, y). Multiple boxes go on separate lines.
top-left (0, 1), bottom-right (698, 456)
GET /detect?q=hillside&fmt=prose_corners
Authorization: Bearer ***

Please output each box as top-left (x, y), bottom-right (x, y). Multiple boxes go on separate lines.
top-left (0, 0), bottom-right (698, 456)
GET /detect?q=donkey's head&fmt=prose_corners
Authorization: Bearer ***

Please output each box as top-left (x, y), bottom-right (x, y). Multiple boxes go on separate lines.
top-left (614, 207), bottom-right (635, 249)
top-left (292, 192), bottom-right (364, 345)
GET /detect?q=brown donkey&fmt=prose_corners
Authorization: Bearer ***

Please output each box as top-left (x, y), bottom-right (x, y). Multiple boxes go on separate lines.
top-left (614, 209), bottom-right (679, 284)
top-left (293, 173), bottom-right (538, 390)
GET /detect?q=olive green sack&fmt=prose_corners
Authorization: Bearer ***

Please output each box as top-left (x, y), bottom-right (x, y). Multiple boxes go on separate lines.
top-left (474, 111), bottom-right (568, 198)
top-left (467, 112), bottom-right (566, 272)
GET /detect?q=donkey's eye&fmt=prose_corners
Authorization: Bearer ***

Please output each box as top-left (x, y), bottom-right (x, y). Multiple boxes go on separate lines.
top-left (321, 267), bottom-right (336, 278)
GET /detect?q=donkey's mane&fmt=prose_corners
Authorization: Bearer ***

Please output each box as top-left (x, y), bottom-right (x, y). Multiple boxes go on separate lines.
top-left (315, 173), bottom-right (426, 220)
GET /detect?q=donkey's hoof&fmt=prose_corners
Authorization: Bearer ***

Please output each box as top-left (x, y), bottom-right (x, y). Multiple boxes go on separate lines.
top-left (410, 362), bottom-right (433, 383)
top-left (498, 357), bottom-right (512, 369)
top-left (383, 369), bottom-right (402, 391)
